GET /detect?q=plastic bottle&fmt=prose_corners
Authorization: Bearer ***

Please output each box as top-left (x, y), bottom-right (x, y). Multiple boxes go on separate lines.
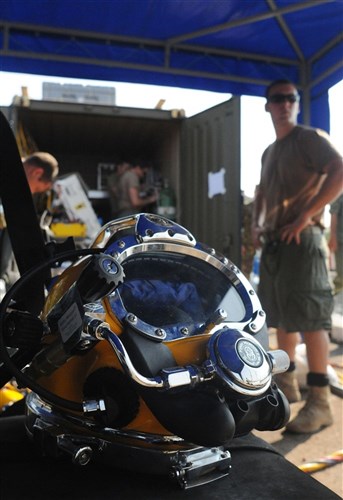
top-left (157, 179), bottom-right (176, 220)
top-left (249, 249), bottom-right (261, 290)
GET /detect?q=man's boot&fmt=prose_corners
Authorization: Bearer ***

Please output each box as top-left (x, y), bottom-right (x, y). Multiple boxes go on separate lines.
top-left (285, 385), bottom-right (333, 433)
top-left (274, 371), bottom-right (301, 403)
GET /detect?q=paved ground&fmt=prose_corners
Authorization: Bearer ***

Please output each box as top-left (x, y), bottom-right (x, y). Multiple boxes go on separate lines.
top-left (254, 329), bottom-right (343, 498)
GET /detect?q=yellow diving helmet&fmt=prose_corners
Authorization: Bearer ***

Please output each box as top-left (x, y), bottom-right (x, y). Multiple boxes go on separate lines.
top-left (0, 213), bottom-right (290, 489)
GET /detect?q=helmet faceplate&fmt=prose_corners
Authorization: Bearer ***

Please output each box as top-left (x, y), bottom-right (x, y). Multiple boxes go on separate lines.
top-left (93, 213), bottom-right (266, 342)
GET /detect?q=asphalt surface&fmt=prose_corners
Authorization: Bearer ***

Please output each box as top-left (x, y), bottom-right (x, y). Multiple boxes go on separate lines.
top-left (254, 324), bottom-right (343, 498)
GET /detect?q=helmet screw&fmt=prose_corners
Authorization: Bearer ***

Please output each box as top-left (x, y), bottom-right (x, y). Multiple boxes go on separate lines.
top-left (127, 313), bottom-right (137, 323)
top-left (102, 258), bottom-right (118, 275)
top-left (73, 447), bottom-right (93, 466)
top-left (250, 323), bottom-right (257, 331)
top-left (79, 339), bottom-right (92, 349)
top-left (155, 328), bottom-right (164, 337)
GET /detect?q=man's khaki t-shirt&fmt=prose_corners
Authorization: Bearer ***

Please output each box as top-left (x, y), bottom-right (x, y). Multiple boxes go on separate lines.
top-left (259, 125), bottom-right (341, 232)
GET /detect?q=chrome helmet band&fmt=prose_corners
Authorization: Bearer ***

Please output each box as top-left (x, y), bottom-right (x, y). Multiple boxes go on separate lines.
top-left (92, 214), bottom-right (266, 341)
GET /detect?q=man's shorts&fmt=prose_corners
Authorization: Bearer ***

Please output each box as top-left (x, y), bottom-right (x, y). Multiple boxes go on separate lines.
top-left (258, 226), bottom-right (333, 332)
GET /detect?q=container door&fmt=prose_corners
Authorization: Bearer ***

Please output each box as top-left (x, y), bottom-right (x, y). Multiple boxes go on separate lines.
top-left (180, 97), bottom-right (241, 265)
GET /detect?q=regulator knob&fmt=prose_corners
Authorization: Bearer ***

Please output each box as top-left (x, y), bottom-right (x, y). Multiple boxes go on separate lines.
top-left (77, 253), bottom-right (124, 303)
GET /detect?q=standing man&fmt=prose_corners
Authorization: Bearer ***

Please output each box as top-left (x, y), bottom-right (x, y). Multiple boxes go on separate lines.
top-left (107, 160), bottom-right (131, 219)
top-left (252, 79), bottom-right (343, 433)
top-left (116, 160), bottom-right (157, 217)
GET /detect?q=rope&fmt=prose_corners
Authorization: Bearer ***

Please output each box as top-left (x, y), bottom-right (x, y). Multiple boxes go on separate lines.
top-left (299, 450), bottom-right (343, 473)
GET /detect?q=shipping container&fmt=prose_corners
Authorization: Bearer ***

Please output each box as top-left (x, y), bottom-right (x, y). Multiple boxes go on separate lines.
top-left (1, 97), bottom-right (242, 264)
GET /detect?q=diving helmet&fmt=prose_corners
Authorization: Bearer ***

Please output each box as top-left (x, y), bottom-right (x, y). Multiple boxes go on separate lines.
top-left (0, 213), bottom-right (290, 489)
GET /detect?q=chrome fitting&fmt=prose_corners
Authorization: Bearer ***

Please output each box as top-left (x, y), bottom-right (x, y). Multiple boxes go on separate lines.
top-left (268, 349), bottom-right (290, 374)
top-left (83, 399), bottom-right (106, 413)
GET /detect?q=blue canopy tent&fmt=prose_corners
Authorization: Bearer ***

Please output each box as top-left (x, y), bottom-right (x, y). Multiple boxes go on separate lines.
top-left (0, 0), bottom-right (342, 131)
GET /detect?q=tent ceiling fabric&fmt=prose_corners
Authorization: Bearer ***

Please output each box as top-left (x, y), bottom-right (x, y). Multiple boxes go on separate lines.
top-left (0, 0), bottom-right (342, 128)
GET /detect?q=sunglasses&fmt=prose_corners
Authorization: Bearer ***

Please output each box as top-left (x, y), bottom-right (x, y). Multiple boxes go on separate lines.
top-left (268, 93), bottom-right (300, 104)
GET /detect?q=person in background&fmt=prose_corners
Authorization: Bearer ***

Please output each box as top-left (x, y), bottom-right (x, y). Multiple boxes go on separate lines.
top-left (23, 152), bottom-right (59, 194)
top-left (116, 160), bottom-right (157, 217)
top-left (251, 79), bottom-right (343, 434)
top-left (0, 152), bottom-right (59, 291)
top-left (24, 152), bottom-right (60, 220)
top-left (107, 160), bottom-right (131, 219)
top-left (328, 194), bottom-right (343, 294)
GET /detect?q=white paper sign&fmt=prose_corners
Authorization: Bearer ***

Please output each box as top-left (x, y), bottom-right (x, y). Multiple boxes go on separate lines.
top-left (208, 168), bottom-right (226, 198)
